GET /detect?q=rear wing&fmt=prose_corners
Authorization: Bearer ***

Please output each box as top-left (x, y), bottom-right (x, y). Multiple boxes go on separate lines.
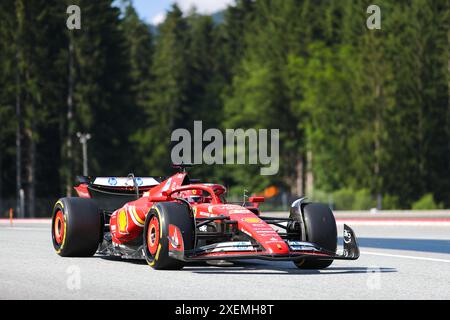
top-left (92, 177), bottom-right (160, 188)
top-left (74, 176), bottom-right (164, 211)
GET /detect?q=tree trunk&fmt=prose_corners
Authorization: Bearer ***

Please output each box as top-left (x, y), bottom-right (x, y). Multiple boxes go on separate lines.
top-left (24, 107), bottom-right (36, 218)
top-left (295, 153), bottom-right (305, 196)
top-left (374, 84), bottom-right (382, 209)
top-left (65, 39), bottom-right (74, 196)
top-left (15, 47), bottom-right (22, 218)
top-left (305, 150), bottom-right (314, 197)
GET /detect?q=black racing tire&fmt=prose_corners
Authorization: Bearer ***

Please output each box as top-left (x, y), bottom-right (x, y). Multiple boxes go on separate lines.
top-left (143, 202), bottom-right (195, 270)
top-left (51, 197), bottom-right (102, 257)
top-left (293, 203), bottom-right (337, 269)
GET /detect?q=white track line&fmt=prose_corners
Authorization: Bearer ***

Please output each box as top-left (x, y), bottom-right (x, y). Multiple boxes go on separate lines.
top-left (0, 219), bottom-right (51, 224)
top-left (3, 227), bottom-right (48, 231)
top-left (361, 251), bottom-right (450, 263)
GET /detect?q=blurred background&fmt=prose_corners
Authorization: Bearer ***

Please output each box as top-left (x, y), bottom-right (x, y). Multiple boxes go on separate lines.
top-left (0, 0), bottom-right (448, 217)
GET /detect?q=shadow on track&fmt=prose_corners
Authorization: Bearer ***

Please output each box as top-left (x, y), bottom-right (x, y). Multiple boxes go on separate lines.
top-left (96, 255), bottom-right (207, 267)
top-left (185, 261), bottom-right (397, 275)
top-left (96, 255), bottom-right (148, 265)
top-left (94, 255), bottom-right (396, 275)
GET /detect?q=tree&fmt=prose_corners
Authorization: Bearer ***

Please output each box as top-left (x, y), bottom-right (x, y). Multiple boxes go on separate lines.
top-left (67, 0), bottom-right (133, 178)
top-left (134, 4), bottom-right (190, 175)
top-left (121, 2), bottom-right (154, 173)
top-left (0, 0), bottom-right (17, 215)
top-left (14, 0), bottom-right (67, 216)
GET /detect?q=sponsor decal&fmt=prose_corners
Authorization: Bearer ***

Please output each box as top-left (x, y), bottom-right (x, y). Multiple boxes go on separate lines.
top-left (170, 228), bottom-right (179, 248)
top-left (214, 205), bottom-right (243, 211)
top-left (169, 225), bottom-right (183, 251)
top-left (242, 217), bottom-right (261, 223)
top-left (210, 241), bottom-right (255, 252)
top-left (95, 177), bottom-right (159, 187)
top-left (344, 229), bottom-right (352, 244)
top-left (228, 209), bottom-right (249, 214)
top-left (251, 226), bottom-right (273, 229)
top-left (266, 240), bottom-right (284, 244)
top-left (117, 209), bottom-right (128, 234)
top-left (252, 229), bottom-right (276, 233)
top-left (250, 223), bottom-right (269, 228)
top-left (287, 241), bottom-right (319, 251)
top-left (259, 232), bottom-right (279, 237)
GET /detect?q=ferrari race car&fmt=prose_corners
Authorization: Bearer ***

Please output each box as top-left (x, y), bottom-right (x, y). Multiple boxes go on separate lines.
top-left (51, 166), bottom-right (359, 270)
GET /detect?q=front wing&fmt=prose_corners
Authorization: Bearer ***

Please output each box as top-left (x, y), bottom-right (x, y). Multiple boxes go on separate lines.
top-left (169, 224), bottom-right (360, 263)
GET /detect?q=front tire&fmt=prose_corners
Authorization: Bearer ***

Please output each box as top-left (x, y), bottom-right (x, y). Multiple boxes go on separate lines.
top-left (292, 203), bottom-right (337, 269)
top-left (143, 202), bottom-right (195, 270)
top-left (51, 197), bottom-right (102, 257)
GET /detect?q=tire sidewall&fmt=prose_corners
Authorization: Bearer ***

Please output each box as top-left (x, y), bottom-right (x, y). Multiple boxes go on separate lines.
top-left (52, 200), bottom-right (67, 254)
top-left (143, 202), bottom-right (194, 270)
top-left (51, 197), bottom-right (101, 257)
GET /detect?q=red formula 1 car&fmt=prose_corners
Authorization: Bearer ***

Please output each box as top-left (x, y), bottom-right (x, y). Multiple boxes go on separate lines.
top-left (51, 166), bottom-right (359, 270)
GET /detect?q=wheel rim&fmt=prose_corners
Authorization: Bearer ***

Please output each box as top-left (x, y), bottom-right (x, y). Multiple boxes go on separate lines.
top-left (147, 216), bottom-right (159, 255)
top-left (54, 210), bottom-right (65, 245)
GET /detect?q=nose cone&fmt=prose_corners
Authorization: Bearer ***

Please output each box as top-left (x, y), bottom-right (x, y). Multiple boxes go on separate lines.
top-left (238, 216), bottom-right (290, 254)
top-left (264, 239), bottom-right (290, 254)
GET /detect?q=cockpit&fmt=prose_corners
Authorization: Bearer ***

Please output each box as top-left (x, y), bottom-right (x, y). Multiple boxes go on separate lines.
top-left (174, 184), bottom-right (227, 204)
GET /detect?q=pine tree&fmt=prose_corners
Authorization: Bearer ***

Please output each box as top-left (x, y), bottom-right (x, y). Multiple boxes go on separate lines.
top-left (223, 0), bottom-right (308, 195)
top-left (134, 4), bottom-right (190, 175)
top-left (66, 0), bottom-right (133, 178)
top-left (0, 0), bottom-right (18, 214)
top-left (121, 2), bottom-right (154, 173)
top-left (14, 0), bottom-right (67, 216)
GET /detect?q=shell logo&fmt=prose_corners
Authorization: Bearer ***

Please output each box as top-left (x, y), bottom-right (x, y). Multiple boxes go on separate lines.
top-left (242, 217), bottom-right (261, 223)
top-left (118, 209), bottom-right (128, 234)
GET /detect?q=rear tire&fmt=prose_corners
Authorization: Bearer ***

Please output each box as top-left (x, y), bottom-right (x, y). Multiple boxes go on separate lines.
top-left (293, 203), bottom-right (337, 269)
top-left (51, 197), bottom-right (102, 257)
top-left (143, 202), bottom-right (195, 270)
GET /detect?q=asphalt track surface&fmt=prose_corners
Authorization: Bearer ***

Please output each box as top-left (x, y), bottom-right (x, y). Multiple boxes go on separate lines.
top-left (1, 218), bottom-right (449, 300)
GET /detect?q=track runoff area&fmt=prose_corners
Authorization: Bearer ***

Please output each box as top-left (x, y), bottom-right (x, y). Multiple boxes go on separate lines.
top-left (0, 210), bottom-right (449, 303)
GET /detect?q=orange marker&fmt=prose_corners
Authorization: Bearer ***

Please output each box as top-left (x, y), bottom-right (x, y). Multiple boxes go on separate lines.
top-left (9, 208), bottom-right (13, 227)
